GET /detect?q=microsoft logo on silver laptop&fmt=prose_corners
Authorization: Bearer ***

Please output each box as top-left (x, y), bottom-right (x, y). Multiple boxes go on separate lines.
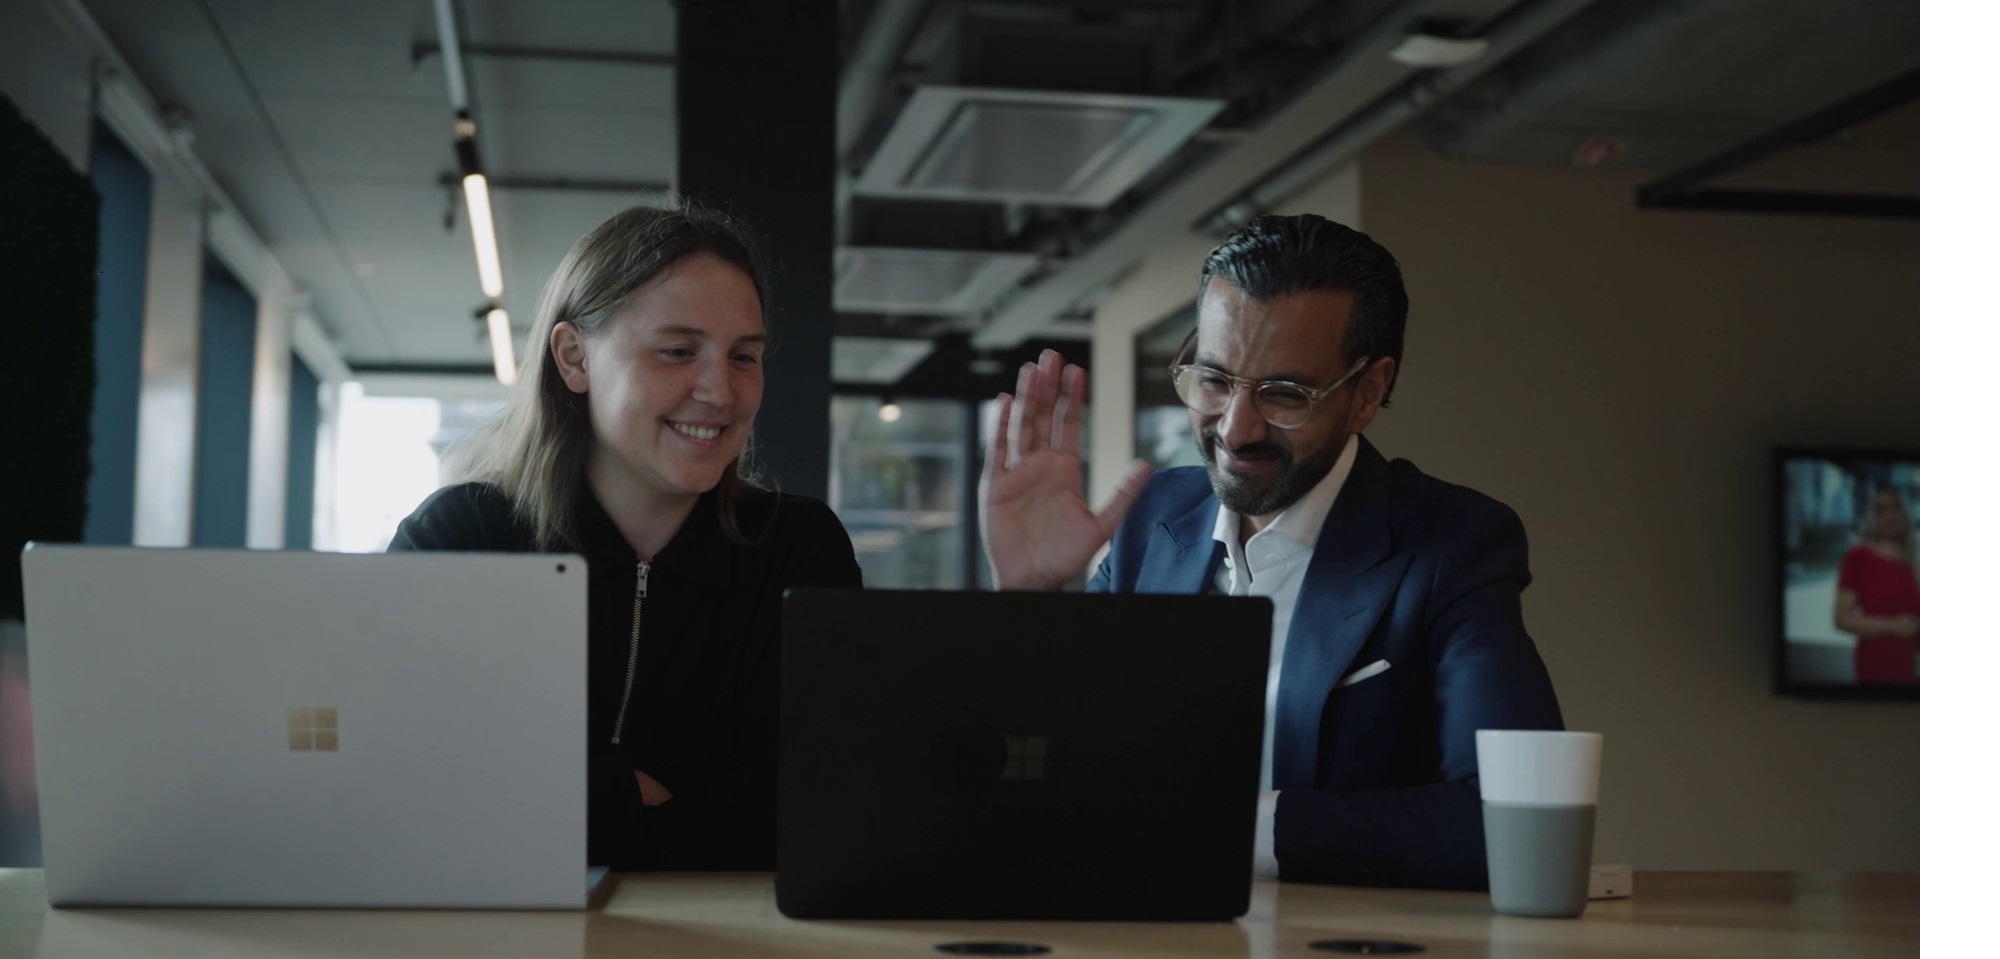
top-left (288, 707), bottom-right (339, 751)
top-left (1002, 736), bottom-right (1046, 781)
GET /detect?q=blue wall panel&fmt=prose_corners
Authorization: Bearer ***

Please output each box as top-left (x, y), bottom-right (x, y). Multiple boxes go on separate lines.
top-left (191, 255), bottom-right (256, 547)
top-left (82, 123), bottom-right (151, 544)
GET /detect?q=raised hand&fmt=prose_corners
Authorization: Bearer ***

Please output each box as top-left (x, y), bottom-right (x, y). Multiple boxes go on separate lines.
top-left (979, 350), bottom-right (1154, 591)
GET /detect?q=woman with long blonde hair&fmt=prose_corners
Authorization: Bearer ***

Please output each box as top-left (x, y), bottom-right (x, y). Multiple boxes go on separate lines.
top-left (391, 200), bottom-right (860, 869)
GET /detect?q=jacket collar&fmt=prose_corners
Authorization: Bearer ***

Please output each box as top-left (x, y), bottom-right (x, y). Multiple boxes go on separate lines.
top-left (573, 483), bottom-right (731, 587)
top-left (1271, 435), bottom-right (1410, 787)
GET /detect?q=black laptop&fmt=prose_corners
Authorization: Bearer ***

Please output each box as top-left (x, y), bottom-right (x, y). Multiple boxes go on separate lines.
top-left (776, 589), bottom-right (1272, 921)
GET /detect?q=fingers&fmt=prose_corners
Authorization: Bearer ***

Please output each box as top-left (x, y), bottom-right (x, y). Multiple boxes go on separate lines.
top-left (1035, 350), bottom-right (1063, 454)
top-left (1094, 459), bottom-right (1156, 539)
top-left (1013, 361), bottom-right (1040, 460)
top-left (1013, 359), bottom-right (1039, 467)
top-left (1003, 351), bottom-right (1081, 462)
top-left (986, 392), bottom-right (1015, 476)
top-left (1057, 363), bottom-right (1085, 457)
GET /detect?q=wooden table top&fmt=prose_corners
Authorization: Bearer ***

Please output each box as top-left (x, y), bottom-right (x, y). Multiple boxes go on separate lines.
top-left (0, 869), bottom-right (1917, 958)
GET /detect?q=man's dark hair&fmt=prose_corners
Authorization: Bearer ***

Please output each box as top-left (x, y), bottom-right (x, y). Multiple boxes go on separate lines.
top-left (1197, 213), bottom-right (1408, 404)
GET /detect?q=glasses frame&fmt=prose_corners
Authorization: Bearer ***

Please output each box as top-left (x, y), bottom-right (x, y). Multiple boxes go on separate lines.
top-left (1166, 330), bottom-right (1372, 430)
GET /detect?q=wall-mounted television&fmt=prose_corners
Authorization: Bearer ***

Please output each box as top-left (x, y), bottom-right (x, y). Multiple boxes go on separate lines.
top-left (1776, 447), bottom-right (1919, 700)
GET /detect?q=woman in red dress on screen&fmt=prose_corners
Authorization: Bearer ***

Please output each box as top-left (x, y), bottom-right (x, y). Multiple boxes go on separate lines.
top-left (1834, 488), bottom-right (1919, 684)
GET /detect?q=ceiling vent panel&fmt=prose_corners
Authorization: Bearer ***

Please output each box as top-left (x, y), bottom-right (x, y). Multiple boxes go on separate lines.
top-left (832, 336), bottom-right (937, 385)
top-left (835, 246), bottom-right (1040, 315)
top-left (855, 86), bottom-right (1222, 207)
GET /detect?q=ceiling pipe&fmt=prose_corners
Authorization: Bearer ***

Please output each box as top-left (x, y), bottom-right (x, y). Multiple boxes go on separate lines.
top-left (1207, 0), bottom-right (1607, 232)
top-left (835, 0), bottom-right (933, 245)
top-left (839, 0), bottom-right (932, 164)
top-left (971, 0), bottom-right (1601, 349)
top-left (967, 0), bottom-right (1443, 348)
top-left (412, 40), bottom-right (673, 69)
top-left (430, 0), bottom-right (470, 112)
top-left (1418, 0), bottom-right (1715, 161)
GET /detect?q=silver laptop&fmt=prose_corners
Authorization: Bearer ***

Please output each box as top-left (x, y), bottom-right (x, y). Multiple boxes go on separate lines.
top-left (21, 544), bottom-right (599, 909)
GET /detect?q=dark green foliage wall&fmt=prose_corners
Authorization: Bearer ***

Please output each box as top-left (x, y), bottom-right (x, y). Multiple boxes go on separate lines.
top-left (1, 95), bottom-right (99, 619)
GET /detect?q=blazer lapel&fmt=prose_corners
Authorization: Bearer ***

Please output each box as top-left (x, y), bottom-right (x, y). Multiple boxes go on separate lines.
top-left (1271, 437), bottom-right (1413, 789)
top-left (1137, 493), bottom-right (1224, 594)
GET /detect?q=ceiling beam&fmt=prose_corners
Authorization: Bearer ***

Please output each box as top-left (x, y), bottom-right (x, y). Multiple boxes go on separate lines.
top-left (433, 172), bottom-right (672, 194)
top-left (411, 41), bottom-right (673, 69)
top-left (1637, 70), bottom-right (1918, 220)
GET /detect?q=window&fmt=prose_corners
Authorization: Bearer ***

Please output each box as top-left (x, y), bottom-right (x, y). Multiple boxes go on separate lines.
top-left (328, 386), bottom-right (505, 553)
top-left (829, 396), bottom-right (968, 589)
top-left (1135, 304), bottom-right (1202, 471)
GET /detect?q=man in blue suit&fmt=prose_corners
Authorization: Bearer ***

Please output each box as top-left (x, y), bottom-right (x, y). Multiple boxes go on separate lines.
top-left (979, 214), bottom-right (1564, 890)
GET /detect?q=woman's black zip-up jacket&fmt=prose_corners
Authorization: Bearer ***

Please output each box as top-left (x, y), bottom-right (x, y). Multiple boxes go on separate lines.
top-left (388, 481), bottom-right (862, 870)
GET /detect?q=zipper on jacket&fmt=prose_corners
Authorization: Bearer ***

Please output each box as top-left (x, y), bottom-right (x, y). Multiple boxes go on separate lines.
top-left (609, 560), bottom-right (649, 745)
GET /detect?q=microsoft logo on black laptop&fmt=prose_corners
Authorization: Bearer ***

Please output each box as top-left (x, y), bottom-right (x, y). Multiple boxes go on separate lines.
top-left (1002, 736), bottom-right (1046, 781)
top-left (922, 730), bottom-right (1047, 784)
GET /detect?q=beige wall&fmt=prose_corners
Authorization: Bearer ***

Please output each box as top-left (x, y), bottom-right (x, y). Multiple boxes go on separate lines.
top-left (1358, 130), bottom-right (1918, 870)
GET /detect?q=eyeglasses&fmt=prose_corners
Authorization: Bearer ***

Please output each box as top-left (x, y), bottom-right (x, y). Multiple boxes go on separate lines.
top-left (1168, 332), bottom-right (1371, 430)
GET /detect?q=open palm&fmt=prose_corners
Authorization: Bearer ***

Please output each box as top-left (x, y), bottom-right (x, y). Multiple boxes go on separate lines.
top-left (979, 351), bottom-right (1154, 591)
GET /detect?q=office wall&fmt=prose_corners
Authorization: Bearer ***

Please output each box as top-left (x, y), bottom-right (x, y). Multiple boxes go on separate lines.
top-left (1357, 129), bottom-right (1918, 870)
top-left (4, 3), bottom-right (311, 551)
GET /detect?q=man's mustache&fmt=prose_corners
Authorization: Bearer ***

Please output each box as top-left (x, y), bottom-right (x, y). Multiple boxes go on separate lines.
top-left (1203, 429), bottom-right (1291, 465)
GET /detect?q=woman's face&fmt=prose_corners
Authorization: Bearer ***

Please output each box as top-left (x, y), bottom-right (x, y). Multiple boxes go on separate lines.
top-left (555, 254), bottom-right (765, 501)
top-left (1868, 489), bottom-right (1910, 541)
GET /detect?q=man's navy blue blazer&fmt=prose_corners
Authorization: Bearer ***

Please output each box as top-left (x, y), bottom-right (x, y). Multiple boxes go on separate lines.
top-left (1087, 435), bottom-right (1564, 890)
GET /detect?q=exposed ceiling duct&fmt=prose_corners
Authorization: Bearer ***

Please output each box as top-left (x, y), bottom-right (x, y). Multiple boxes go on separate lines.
top-left (834, 0), bottom-right (932, 246)
top-left (838, 0), bottom-right (933, 164)
top-left (971, 0), bottom-right (1590, 349)
top-left (839, 0), bottom-right (1229, 321)
top-left (835, 0), bottom-right (1913, 387)
top-left (1414, 0), bottom-right (1920, 171)
top-left (1634, 70), bottom-right (1917, 219)
top-left (1196, 0), bottom-right (1603, 237)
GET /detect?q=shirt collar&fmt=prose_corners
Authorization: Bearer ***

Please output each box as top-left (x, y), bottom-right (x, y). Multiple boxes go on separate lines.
top-left (1212, 432), bottom-right (1361, 561)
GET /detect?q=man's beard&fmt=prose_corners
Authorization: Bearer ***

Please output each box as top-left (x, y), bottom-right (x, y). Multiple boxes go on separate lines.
top-left (1200, 428), bottom-right (1348, 520)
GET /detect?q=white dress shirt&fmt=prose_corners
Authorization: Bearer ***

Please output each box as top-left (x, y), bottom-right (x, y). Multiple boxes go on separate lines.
top-left (1212, 434), bottom-right (1359, 879)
